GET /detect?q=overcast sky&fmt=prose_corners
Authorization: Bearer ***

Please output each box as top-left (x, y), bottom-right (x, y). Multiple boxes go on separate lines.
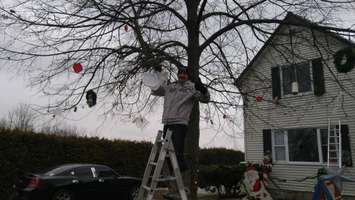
top-left (0, 70), bottom-right (244, 150)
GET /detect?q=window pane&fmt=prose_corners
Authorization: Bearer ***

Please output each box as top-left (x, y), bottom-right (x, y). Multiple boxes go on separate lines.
top-left (274, 131), bottom-right (285, 145)
top-left (75, 167), bottom-right (93, 178)
top-left (320, 129), bottom-right (328, 145)
top-left (296, 63), bottom-right (311, 93)
top-left (275, 147), bottom-right (286, 161)
top-left (322, 146), bottom-right (328, 162)
top-left (96, 166), bottom-right (117, 178)
top-left (282, 66), bottom-right (294, 95)
top-left (320, 129), bottom-right (328, 162)
top-left (288, 128), bottom-right (319, 162)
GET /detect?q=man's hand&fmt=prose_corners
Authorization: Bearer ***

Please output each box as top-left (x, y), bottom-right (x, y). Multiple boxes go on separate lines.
top-left (195, 78), bottom-right (208, 95)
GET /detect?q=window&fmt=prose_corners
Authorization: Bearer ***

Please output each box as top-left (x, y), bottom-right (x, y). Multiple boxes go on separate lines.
top-left (56, 170), bottom-right (75, 176)
top-left (271, 127), bottom-right (350, 164)
top-left (271, 58), bottom-right (325, 99)
top-left (75, 167), bottom-right (94, 178)
top-left (95, 166), bottom-right (118, 178)
top-left (273, 130), bottom-right (287, 161)
top-left (281, 62), bottom-right (312, 95)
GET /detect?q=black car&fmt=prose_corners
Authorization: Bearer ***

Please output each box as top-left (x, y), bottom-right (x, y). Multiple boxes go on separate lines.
top-left (12, 163), bottom-right (141, 200)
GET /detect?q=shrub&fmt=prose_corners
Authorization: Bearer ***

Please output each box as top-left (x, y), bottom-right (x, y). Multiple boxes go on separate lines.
top-left (198, 148), bottom-right (245, 198)
top-left (198, 164), bottom-right (245, 198)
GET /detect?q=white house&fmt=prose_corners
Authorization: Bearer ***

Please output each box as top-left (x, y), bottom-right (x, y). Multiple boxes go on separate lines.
top-left (236, 12), bottom-right (355, 199)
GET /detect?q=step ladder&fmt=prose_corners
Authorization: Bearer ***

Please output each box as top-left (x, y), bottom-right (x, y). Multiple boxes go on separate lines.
top-left (137, 130), bottom-right (188, 200)
top-left (327, 120), bottom-right (342, 168)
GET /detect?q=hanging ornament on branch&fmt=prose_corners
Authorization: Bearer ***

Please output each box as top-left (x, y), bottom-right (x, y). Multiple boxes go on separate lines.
top-left (132, 115), bottom-right (149, 130)
top-left (86, 90), bottom-right (97, 107)
top-left (124, 24), bottom-right (129, 32)
top-left (73, 63), bottom-right (83, 73)
top-left (334, 47), bottom-right (355, 73)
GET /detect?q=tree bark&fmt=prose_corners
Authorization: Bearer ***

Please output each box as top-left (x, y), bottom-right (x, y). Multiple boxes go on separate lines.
top-left (185, 1), bottom-right (201, 200)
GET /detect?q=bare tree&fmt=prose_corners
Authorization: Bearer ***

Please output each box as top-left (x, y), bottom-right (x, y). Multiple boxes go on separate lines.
top-left (40, 122), bottom-right (84, 137)
top-left (6, 104), bottom-right (36, 132)
top-left (0, 117), bottom-right (9, 131)
top-left (1, 0), bottom-right (355, 198)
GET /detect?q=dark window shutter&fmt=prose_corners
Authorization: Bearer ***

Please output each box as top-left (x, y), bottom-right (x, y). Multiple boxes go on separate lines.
top-left (263, 129), bottom-right (272, 156)
top-left (312, 58), bottom-right (325, 96)
top-left (271, 67), bottom-right (281, 99)
top-left (341, 125), bottom-right (353, 167)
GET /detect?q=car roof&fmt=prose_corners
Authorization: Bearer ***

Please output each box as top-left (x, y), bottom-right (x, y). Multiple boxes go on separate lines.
top-left (42, 163), bottom-right (112, 175)
top-left (56, 163), bottom-right (108, 168)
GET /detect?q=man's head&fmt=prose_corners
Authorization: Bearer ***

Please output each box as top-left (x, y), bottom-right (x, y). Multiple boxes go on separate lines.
top-left (177, 67), bottom-right (189, 82)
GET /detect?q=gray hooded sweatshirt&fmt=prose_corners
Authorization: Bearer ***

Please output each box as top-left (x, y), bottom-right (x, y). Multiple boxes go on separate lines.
top-left (152, 80), bottom-right (210, 125)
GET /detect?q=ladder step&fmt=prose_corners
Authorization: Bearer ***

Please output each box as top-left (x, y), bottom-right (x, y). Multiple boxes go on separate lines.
top-left (329, 150), bottom-right (339, 152)
top-left (149, 162), bottom-right (158, 166)
top-left (155, 176), bottom-right (177, 182)
top-left (142, 185), bottom-right (169, 191)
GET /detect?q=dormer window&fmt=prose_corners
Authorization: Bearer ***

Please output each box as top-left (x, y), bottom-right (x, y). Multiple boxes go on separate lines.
top-left (271, 58), bottom-right (325, 99)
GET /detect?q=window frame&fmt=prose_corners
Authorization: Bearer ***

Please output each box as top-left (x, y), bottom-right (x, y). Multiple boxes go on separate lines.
top-left (278, 61), bottom-right (314, 97)
top-left (271, 128), bottom-right (327, 165)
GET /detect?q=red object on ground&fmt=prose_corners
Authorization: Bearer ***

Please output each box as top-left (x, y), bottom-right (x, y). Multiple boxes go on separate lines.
top-left (73, 63), bottom-right (83, 73)
top-left (124, 24), bottom-right (128, 32)
top-left (256, 96), bottom-right (263, 102)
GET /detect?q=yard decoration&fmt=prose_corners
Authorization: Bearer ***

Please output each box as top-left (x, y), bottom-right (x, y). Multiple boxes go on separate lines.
top-left (240, 161), bottom-right (273, 200)
top-left (72, 63), bottom-right (83, 73)
top-left (86, 90), bottom-right (97, 107)
top-left (334, 47), bottom-right (355, 73)
top-left (312, 168), bottom-right (355, 200)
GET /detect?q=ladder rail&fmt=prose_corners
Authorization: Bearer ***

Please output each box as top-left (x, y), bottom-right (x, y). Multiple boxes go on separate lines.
top-left (138, 131), bottom-right (163, 200)
top-left (327, 120), bottom-right (342, 169)
top-left (338, 120), bottom-right (342, 169)
top-left (327, 120), bottom-right (331, 168)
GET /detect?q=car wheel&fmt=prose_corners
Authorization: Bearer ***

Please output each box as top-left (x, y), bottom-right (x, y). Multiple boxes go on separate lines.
top-left (129, 185), bottom-right (140, 200)
top-left (52, 190), bottom-right (74, 200)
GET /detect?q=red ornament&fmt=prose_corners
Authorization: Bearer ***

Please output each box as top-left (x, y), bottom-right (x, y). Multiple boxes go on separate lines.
top-left (256, 96), bottom-right (263, 102)
top-left (73, 63), bottom-right (83, 73)
top-left (124, 24), bottom-right (128, 32)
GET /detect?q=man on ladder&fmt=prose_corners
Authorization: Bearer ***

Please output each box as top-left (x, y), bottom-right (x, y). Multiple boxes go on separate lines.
top-left (141, 64), bottom-right (210, 199)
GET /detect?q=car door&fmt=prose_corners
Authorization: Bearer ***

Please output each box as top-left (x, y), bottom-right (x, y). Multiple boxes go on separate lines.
top-left (95, 166), bottom-right (127, 200)
top-left (74, 166), bottom-right (100, 200)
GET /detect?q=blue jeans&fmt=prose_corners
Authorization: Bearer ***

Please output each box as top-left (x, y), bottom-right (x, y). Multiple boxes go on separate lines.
top-left (163, 124), bottom-right (188, 172)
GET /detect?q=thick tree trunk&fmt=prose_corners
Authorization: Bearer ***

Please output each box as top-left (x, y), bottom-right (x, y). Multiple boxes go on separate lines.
top-left (185, 1), bottom-right (200, 200)
top-left (185, 105), bottom-right (200, 200)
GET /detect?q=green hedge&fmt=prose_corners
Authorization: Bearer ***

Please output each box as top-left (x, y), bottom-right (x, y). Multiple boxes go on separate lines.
top-left (199, 148), bottom-right (244, 165)
top-left (0, 130), bottom-right (152, 200)
top-left (0, 130), bottom-right (244, 200)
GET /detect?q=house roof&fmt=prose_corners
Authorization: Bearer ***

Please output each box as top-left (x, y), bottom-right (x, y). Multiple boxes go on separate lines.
top-left (235, 12), bottom-right (355, 88)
